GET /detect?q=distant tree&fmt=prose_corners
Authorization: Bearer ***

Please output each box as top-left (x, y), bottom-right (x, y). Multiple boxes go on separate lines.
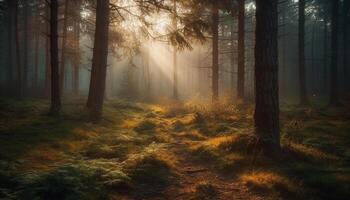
top-left (343, 0), bottom-right (350, 95)
top-left (49, 0), bottom-right (61, 114)
top-left (254, 0), bottom-right (280, 154)
top-left (172, 0), bottom-right (179, 100)
top-left (298, 0), bottom-right (308, 105)
top-left (237, 0), bottom-right (245, 100)
top-left (329, 0), bottom-right (340, 106)
top-left (23, 0), bottom-right (29, 94)
top-left (212, 3), bottom-right (219, 102)
top-left (87, 0), bottom-right (110, 121)
top-left (15, 0), bottom-right (22, 98)
top-left (60, 0), bottom-right (69, 96)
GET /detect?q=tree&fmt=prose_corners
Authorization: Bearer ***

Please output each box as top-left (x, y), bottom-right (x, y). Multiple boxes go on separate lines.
top-left (254, 0), bottom-right (280, 153)
top-left (212, 3), bottom-right (219, 102)
top-left (23, 0), bottom-right (29, 94)
top-left (49, 0), bottom-right (61, 114)
top-left (173, 0), bottom-right (178, 100)
top-left (6, 0), bottom-right (15, 95)
top-left (237, 0), bottom-right (245, 100)
top-left (343, 0), bottom-right (350, 95)
top-left (298, 0), bottom-right (308, 105)
top-left (15, 0), bottom-right (22, 98)
top-left (329, 0), bottom-right (340, 106)
top-left (60, 0), bottom-right (69, 96)
top-left (87, 0), bottom-right (110, 121)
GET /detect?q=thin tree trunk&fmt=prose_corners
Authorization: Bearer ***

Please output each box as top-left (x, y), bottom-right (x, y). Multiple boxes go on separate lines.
top-left (87, 0), bottom-right (110, 121)
top-left (298, 0), bottom-right (308, 105)
top-left (45, 3), bottom-right (50, 98)
top-left (230, 22), bottom-right (235, 95)
top-left (7, 0), bottom-right (14, 95)
top-left (329, 0), bottom-right (340, 106)
top-left (323, 16), bottom-right (328, 97)
top-left (33, 11), bottom-right (40, 92)
top-left (237, 0), bottom-right (245, 99)
top-left (172, 0), bottom-right (178, 100)
top-left (311, 21), bottom-right (316, 94)
top-left (72, 19), bottom-right (80, 95)
top-left (343, 0), bottom-right (349, 96)
top-left (212, 4), bottom-right (219, 102)
top-left (60, 0), bottom-right (69, 96)
top-left (15, 0), bottom-right (22, 98)
top-left (50, 0), bottom-right (61, 114)
top-left (254, 0), bottom-right (280, 154)
top-left (23, 0), bottom-right (29, 94)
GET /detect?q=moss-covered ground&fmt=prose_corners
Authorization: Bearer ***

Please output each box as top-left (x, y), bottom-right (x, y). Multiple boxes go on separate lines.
top-left (0, 98), bottom-right (349, 200)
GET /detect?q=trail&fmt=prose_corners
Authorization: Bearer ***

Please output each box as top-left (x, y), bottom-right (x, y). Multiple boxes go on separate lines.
top-left (151, 113), bottom-right (262, 200)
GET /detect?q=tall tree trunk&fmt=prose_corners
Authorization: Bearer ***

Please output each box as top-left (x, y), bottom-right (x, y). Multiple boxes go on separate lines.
top-left (212, 4), bottom-right (219, 102)
top-left (172, 0), bottom-right (178, 100)
top-left (34, 29), bottom-right (39, 92)
top-left (237, 0), bottom-right (245, 99)
top-left (33, 10), bottom-right (40, 92)
top-left (323, 15), bottom-right (328, 97)
top-left (23, 0), bottom-right (29, 94)
top-left (15, 0), bottom-right (22, 98)
top-left (311, 21), bottom-right (316, 94)
top-left (72, 19), bottom-right (80, 95)
top-left (329, 0), bottom-right (340, 106)
top-left (230, 22), bottom-right (235, 95)
top-left (60, 0), bottom-right (69, 96)
top-left (343, 0), bottom-right (349, 96)
top-left (298, 0), bottom-right (308, 105)
top-left (87, 0), bottom-right (110, 121)
top-left (45, 3), bottom-right (50, 98)
top-left (50, 0), bottom-right (61, 114)
top-left (7, 0), bottom-right (14, 95)
top-left (254, 0), bottom-right (280, 154)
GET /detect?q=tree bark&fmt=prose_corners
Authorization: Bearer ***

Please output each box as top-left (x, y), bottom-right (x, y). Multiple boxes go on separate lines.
top-left (343, 0), bottom-right (349, 96)
top-left (230, 22), bottom-right (235, 95)
top-left (298, 0), bottom-right (308, 105)
top-left (329, 0), bottom-right (340, 106)
top-left (23, 0), bottom-right (29, 94)
top-left (173, 0), bottom-right (178, 100)
top-left (87, 0), bottom-right (110, 121)
top-left (237, 0), bottom-right (245, 100)
top-left (60, 0), bottom-right (69, 96)
top-left (15, 0), bottom-right (22, 98)
top-left (72, 18), bottom-right (80, 95)
top-left (50, 0), bottom-right (61, 114)
top-left (45, 3), bottom-right (51, 98)
top-left (6, 0), bottom-right (14, 95)
top-left (33, 9), bottom-right (40, 92)
top-left (254, 0), bottom-right (280, 154)
top-left (212, 4), bottom-right (219, 102)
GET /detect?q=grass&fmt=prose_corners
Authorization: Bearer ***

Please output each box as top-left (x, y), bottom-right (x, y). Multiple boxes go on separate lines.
top-left (0, 98), bottom-right (350, 199)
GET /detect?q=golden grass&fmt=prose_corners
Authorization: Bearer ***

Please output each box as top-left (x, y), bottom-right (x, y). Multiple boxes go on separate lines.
top-left (284, 142), bottom-right (339, 161)
top-left (240, 171), bottom-right (299, 193)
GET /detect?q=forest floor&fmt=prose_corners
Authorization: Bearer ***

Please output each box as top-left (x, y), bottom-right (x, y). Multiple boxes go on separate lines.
top-left (0, 98), bottom-right (350, 200)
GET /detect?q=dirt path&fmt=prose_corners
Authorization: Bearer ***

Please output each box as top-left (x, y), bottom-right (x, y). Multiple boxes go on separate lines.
top-left (153, 115), bottom-right (262, 200)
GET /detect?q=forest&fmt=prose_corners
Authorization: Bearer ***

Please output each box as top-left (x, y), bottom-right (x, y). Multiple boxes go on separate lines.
top-left (0, 0), bottom-right (349, 199)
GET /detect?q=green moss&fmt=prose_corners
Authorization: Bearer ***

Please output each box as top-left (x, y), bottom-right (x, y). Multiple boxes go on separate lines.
top-left (134, 120), bottom-right (156, 133)
top-left (127, 155), bottom-right (173, 198)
